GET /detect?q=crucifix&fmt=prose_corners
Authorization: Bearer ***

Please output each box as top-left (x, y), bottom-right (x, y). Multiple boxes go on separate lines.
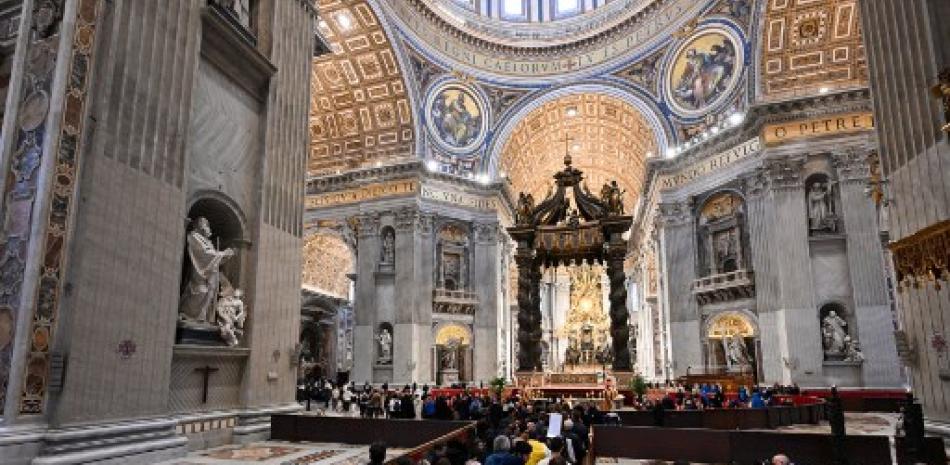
top-left (195, 365), bottom-right (219, 404)
top-left (561, 133), bottom-right (575, 163)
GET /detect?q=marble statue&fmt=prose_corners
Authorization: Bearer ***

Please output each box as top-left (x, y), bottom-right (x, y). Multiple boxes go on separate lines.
top-left (441, 338), bottom-right (460, 369)
top-left (724, 335), bottom-right (750, 367)
top-left (714, 231), bottom-right (737, 272)
top-left (216, 289), bottom-right (246, 347)
top-left (808, 182), bottom-right (835, 232)
top-left (376, 328), bottom-right (392, 363)
top-left (600, 180), bottom-right (625, 215)
top-left (843, 336), bottom-right (865, 362)
top-left (381, 229), bottom-right (395, 264)
top-left (180, 217), bottom-right (235, 322)
top-left (822, 311), bottom-right (849, 356)
top-left (516, 192), bottom-right (535, 225)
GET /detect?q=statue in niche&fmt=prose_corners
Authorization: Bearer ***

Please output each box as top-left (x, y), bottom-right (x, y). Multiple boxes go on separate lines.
top-left (441, 338), bottom-right (460, 370)
top-left (822, 311), bottom-right (849, 356)
top-left (376, 328), bottom-right (392, 363)
top-left (381, 229), bottom-right (395, 264)
top-left (808, 182), bottom-right (836, 233)
top-left (180, 217), bottom-right (236, 323)
top-left (724, 335), bottom-right (750, 367)
top-left (216, 289), bottom-right (246, 346)
top-left (516, 193), bottom-right (535, 225)
top-left (842, 336), bottom-right (865, 362)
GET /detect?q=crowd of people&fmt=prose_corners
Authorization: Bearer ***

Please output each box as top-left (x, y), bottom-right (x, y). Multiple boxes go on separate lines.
top-left (297, 378), bottom-right (797, 465)
top-left (626, 383), bottom-right (802, 411)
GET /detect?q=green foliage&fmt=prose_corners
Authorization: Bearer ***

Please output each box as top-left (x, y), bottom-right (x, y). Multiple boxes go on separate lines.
top-left (629, 374), bottom-right (648, 399)
top-left (489, 376), bottom-right (507, 396)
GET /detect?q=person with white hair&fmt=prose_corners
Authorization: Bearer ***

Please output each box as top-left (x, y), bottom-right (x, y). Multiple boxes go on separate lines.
top-left (771, 453), bottom-right (791, 465)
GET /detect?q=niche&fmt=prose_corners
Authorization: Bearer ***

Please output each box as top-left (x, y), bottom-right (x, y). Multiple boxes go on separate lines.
top-left (697, 192), bottom-right (747, 277)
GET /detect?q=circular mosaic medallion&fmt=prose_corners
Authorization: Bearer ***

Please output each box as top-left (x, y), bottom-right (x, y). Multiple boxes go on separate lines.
top-left (665, 28), bottom-right (744, 118)
top-left (425, 81), bottom-right (488, 154)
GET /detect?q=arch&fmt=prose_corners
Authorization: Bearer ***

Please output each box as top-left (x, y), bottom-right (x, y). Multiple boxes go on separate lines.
top-left (486, 81), bottom-right (674, 175)
top-left (704, 310), bottom-right (758, 339)
top-left (434, 322), bottom-right (472, 346)
top-left (186, 190), bottom-right (249, 244)
top-left (302, 232), bottom-right (355, 299)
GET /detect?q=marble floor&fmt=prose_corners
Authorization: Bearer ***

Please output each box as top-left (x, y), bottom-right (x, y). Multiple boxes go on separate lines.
top-left (154, 441), bottom-right (407, 465)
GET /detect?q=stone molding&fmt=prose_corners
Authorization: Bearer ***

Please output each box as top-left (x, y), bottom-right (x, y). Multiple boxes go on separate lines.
top-left (415, 211), bottom-right (435, 235)
top-left (654, 202), bottom-right (692, 228)
top-left (352, 213), bottom-right (381, 238)
top-left (394, 207), bottom-right (417, 233)
top-left (832, 149), bottom-right (872, 184)
top-left (473, 222), bottom-right (500, 245)
top-left (762, 156), bottom-right (805, 191)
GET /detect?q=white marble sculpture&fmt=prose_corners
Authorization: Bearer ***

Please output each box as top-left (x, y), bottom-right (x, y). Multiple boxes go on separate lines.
top-left (381, 230), bottom-right (395, 264)
top-left (822, 311), bottom-right (849, 356)
top-left (724, 335), bottom-right (750, 367)
top-left (808, 182), bottom-right (834, 232)
top-left (216, 289), bottom-right (246, 346)
top-left (843, 336), bottom-right (865, 363)
top-left (376, 328), bottom-right (392, 363)
top-left (180, 217), bottom-right (235, 322)
top-left (442, 338), bottom-right (460, 370)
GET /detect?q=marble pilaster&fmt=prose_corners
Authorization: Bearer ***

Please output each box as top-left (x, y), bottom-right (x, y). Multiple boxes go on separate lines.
top-left (656, 201), bottom-right (700, 377)
top-left (352, 213), bottom-right (380, 383)
top-left (472, 222), bottom-right (500, 383)
top-left (834, 151), bottom-right (902, 386)
top-left (763, 157), bottom-right (824, 386)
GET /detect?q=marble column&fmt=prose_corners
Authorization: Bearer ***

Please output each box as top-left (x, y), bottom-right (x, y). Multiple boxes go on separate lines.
top-left (834, 150), bottom-right (901, 386)
top-left (352, 213), bottom-right (380, 384)
top-left (764, 157), bottom-right (824, 386)
top-left (656, 202), bottom-right (700, 377)
top-left (472, 222), bottom-right (500, 383)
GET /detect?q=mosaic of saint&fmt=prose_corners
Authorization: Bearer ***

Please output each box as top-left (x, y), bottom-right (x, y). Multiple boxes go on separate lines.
top-left (668, 31), bottom-right (739, 115)
top-left (428, 84), bottom-right (484, 151)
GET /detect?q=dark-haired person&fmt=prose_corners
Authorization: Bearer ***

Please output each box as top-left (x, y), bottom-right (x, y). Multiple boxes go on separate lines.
top-left (369, 442), bottom-right (387, 465)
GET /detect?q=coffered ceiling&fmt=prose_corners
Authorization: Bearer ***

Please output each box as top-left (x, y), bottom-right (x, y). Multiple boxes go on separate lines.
top-left (309, 0), bottom-right (414, 176)
top-left (500, 94), bottom-right (658, 213)
top-left (760, 0), bottom-right (867, 101)
top-left (302, 232), bottom-right (353, 298)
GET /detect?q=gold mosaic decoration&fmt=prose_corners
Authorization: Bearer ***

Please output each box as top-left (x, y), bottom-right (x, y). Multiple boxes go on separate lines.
top-left (310, 0), bottom-right (414, 175)
top-left (301, 233), bottom-right (354, 298)
top-left (500, 94), bottom-right (657, 212)
top-left (760, 0), bottom-right (867, 101)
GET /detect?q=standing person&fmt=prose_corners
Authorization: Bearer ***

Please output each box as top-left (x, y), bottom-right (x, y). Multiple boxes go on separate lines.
top-left (536, 437), bottom-right (564, 465)
top-left (401, 391), bottom-right (416, 419)
top-left (525, 431), bottom-right (550, 465)
top-left (331, 385), bottom-right (341, 412)
top-left (342, 386), bottom-right (353, 415)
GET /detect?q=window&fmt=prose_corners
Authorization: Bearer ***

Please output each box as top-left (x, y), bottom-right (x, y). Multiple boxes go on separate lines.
top-left (556, 0), bottom-right (580, 14)
top-left (502, 0), bottom-right (524, 16)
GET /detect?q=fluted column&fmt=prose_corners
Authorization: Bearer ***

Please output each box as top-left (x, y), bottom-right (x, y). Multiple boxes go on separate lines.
top-left (834, 150), bottom-right (901, 386)
top-left (656, 202), bottom-right (699, 377)
top-left (352, 213), bottom-right (380, 383)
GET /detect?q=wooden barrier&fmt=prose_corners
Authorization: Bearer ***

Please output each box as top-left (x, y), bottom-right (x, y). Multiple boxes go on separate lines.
top-left (611, 403), bottom-right (820, 430)
top-left (593, 425), bottom-right (893, 465)
top-left (271, 415), bottom-right (473, 448)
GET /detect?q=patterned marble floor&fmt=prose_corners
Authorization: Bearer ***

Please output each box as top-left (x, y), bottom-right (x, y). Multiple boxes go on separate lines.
top-left (154, 441), bottom-right (407, 465)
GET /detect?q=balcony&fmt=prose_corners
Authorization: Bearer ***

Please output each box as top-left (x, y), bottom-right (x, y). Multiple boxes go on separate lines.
top-left (691, 269), bottom-right (755, 305)
top-left (208, 0), bottom-right (257, 46)
top-left (433, 288), bottom-right (478, 316)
